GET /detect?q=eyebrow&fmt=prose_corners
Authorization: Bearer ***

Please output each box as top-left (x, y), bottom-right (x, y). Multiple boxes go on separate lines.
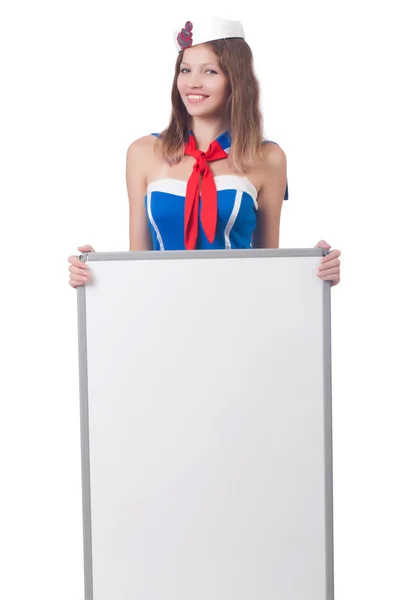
top-left (180, 62), bottom-right (218, 67)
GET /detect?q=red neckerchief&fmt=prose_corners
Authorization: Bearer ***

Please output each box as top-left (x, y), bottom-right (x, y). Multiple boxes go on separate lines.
top-left (184, 132), bottom-right (228, 250)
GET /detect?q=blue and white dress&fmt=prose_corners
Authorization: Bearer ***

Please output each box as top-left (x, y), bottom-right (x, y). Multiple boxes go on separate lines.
top-left (145, 131), bottom-right (289, 251)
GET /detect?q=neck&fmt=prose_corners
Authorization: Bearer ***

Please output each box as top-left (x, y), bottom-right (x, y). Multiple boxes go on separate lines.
top-left (189, 116), bottom-right (230, 151)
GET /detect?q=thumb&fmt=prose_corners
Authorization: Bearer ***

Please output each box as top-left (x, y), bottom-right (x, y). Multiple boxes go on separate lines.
top-left (314, 239), bottom-right (331, 249)
top-left (78, 244), bottom-right (95, 252)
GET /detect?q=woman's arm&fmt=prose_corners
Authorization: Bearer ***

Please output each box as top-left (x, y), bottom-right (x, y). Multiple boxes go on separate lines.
top-left (252, 143), bottom-right (287, 249)
top-left (126, 136), bottom-right (154, 251)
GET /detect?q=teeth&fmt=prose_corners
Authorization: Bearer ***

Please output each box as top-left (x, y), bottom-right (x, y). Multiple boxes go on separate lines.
top-left (187, 95), bottom-right (207, 100)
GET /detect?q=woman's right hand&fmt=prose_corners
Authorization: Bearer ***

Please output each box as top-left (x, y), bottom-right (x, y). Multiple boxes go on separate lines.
top-left (68, 244), bottom-right (96, 288)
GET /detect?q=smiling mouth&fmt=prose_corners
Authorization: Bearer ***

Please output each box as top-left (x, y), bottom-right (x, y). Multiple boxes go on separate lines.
top-left (186, 94), bottom-right (209, 102)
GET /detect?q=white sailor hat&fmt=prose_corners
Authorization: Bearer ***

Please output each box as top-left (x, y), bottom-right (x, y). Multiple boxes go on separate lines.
top-left (174, 17), bottom-right (245, 52)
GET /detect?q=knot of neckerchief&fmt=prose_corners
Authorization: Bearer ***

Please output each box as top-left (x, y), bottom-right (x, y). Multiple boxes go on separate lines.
top-left (184, 133), bottom-right (228, 249)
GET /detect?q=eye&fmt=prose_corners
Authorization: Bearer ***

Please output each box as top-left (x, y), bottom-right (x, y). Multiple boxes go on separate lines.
top-left (179, 68), bottom-right (218, 74)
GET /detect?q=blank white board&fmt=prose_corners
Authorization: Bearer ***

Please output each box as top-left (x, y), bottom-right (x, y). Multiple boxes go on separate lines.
top-left (77, 248), bottom-right (334, 600)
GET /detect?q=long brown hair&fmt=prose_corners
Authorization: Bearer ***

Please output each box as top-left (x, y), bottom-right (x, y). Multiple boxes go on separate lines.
top-left (155, 39), bottom-right (266, 173)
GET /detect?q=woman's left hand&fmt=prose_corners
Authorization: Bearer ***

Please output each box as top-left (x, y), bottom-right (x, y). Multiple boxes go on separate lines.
top-left (315, 240), bottom-right (341, 287)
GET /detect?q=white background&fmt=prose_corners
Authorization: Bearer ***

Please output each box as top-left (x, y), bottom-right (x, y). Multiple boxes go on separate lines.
top-left (1, 0), bottom-right (396, 599)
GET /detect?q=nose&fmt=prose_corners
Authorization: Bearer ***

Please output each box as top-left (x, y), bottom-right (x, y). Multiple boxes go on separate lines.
top-left (187, 72), bottom-right (203, 88)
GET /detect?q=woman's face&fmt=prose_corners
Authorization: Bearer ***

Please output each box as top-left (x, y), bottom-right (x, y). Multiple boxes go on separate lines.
top-left (177, 44), bottom-right (230, 118)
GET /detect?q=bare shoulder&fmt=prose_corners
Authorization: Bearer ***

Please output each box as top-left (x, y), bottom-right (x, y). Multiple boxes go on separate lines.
top-left (246, 142), bottom-right (286, 196)
top-left (127, 134), bottom-right (156, 158)
top-left (261, 141), bottom-right (287, 170)
top-left (253, 142), bottom-right (287, 194)
top-left (126, 135), bottom-right (158, 184)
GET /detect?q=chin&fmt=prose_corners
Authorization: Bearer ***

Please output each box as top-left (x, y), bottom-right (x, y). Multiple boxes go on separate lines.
top-left (187, 109), bottom-right (213, 117)
top-left (184, 104), bottom-right (219, 118)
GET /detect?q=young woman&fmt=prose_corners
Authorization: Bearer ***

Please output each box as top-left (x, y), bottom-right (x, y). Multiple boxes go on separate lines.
top-left (68, 17), bottom-right (341, 286)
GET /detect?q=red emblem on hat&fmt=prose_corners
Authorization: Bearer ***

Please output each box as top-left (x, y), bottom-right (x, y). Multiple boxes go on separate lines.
top-left (177, 21), bottom-right (193, 50)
